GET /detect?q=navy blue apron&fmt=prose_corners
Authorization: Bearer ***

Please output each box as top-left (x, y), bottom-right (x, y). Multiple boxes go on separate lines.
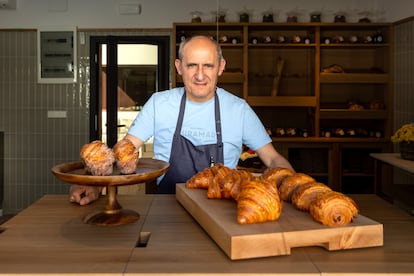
top-left (157, 92), bottom-right (224, 194)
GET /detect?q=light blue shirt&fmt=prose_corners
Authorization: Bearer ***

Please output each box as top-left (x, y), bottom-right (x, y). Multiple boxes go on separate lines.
top-left (128, 87), bottom-right (271, 169)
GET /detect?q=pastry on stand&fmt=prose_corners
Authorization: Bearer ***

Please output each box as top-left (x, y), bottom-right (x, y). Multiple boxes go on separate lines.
top-left (52, 157), bottom-right (169, 226)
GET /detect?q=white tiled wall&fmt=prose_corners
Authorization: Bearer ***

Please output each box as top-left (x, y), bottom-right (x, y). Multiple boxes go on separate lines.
top-left (0, 29), bottom-right (168, 214)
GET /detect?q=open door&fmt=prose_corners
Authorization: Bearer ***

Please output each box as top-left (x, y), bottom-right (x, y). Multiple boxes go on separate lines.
top-left (89, 35), bottom-right (170, 154)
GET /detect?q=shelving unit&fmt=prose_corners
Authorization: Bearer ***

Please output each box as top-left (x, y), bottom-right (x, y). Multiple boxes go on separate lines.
top-left (172, 22), bottom-right (393, 193)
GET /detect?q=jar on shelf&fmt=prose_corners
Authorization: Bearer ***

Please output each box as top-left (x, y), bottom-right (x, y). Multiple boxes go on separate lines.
top-left (322, 37), bottom-right (331, 44)
top-left (276, 35), bottom-right (286, 43)
top-left (349, 35), bottom-right (359, 43)
top-left (373, 33), bottom-right (384, 43)
top-left (292, 35), bottom-right (301, 43)
top-left (190, 11), bottom-right (202, 23)
top-left (262, 36), bottom-right (272, 43)
top-left (334, 14), bottom-right (346, 22)
top-left (239, 12), bottom-right (249, 23)
top-left (310, 12), bottom-right (321, 22)
top-left (262, 13), bottom-right (274, 22)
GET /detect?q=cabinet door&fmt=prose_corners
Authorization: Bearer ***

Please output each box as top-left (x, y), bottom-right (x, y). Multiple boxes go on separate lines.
top-left (340, 145), bottom-right (385, 194)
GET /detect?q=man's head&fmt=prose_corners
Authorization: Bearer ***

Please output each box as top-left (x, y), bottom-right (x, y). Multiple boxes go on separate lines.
top-left (175, 35), bottom-right (226, 102)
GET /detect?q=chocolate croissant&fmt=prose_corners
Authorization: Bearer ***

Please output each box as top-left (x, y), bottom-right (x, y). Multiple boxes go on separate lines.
top-left (279, 173), bottom-right (315, 202)
top-left (80, 140), bottom-right (115, 176)
top-left (291, 182), bottom-right (332, 211)
top-left (309, 191), bottom-right (359, 226)
top-left (237, 179), bottom-right (283, 224)
top-left (261, 167), bottom-right (294, 188)
top-left (113, 138), bottom-right (139, 174)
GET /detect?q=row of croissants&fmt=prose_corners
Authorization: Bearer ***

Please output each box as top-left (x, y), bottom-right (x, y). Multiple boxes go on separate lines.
top-left (80, 140), bottom-right (139, 176)
top-left (185, 164), bottom-right (359, 226)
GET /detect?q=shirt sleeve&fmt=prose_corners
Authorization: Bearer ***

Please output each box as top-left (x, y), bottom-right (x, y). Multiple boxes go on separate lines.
top-left (127, 94), bottom-right (155, 142)
top-left (242, 103), bottom-right (272, 151)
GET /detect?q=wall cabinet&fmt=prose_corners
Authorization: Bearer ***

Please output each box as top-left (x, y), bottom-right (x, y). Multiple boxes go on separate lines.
top-left (172, 22), bottom-right (393, 193)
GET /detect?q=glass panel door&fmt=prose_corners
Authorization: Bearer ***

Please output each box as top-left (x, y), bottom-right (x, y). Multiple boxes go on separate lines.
top-left (100, 43), bottom-right (158, 157)
top-left (89, 36), bottom-right (170, 156)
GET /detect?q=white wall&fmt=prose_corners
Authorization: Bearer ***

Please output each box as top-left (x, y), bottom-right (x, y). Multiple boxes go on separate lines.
top-left (379, 0), bottom-right (414, 22)
top-left (0, 0), bottom-right (410, 29)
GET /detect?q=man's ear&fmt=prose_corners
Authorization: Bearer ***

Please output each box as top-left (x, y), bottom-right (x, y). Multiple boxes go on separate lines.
top-left (218, 58), bottom-right (226, 76)
top-left (175, 59), bottom-right (182, 75)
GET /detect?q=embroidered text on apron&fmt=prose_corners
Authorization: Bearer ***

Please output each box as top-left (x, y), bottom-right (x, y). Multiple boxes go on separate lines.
top-left (157, 92), bottom-right (224, 194)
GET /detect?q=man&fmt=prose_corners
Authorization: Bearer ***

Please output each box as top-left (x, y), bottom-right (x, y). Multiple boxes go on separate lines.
top-left (70, 35), bottom-right (294, 204)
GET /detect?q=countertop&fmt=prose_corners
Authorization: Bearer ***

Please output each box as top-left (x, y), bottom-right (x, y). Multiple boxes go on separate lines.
top-left (0, 193), bottom-right (413, 275)
top-left (370, 152), bottom-right (414, 174)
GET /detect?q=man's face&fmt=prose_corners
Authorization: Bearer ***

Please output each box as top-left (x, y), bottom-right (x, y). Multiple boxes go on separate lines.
top-left (175, 37), bottom-right (226, 102)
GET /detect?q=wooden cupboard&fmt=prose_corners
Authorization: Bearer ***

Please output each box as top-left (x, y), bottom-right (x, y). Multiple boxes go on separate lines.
top-left (172, 22), bottom-right (393, 193)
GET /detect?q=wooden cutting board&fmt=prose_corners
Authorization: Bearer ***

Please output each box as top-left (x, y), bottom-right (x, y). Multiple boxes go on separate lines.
top-left (176, 184), bottom-right (383, 260)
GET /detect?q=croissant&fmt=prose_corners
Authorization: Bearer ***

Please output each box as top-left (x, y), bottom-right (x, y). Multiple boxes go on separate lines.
top-left (113, 138), bottom-right (139, 174)
top-left (291, 182), bottom-right (332, 211)
top-left (80, 140), bottom-right (115, 176)
top-left (207, 166), bottom-right (233, 199)
top-left (309, 191), bottom-right (359, 226)
top-left (185, 164), bottom-right (225, 189)
top-left (262, 167), bottom-right (295, 188)
top-left (237, 179), bottom-right (283, 224)
top-left (279, 173), bottom-right (315, 202)
top-left (222, 170), bottom-right (255, 201)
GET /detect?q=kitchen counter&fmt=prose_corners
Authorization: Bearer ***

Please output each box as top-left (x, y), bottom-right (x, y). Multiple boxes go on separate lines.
top-left (370, 152), bottom-right (414, 174)
top-left (0, 193), bottom-right (413, 275)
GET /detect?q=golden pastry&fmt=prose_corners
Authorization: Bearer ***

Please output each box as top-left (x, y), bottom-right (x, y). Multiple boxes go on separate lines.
top-left (309, 191), bottom-right (359, 226)
top-left (279, 173), bottom-right (315, 202)
top-left (80, 140), bottom-right (115, 176)
top-left (207, 165), bottom-right (233, 199)
top-left (237, 179), bottom-right (283, 224)
top-left (185, 164), bottom-right (225, 189)
top-left (222, 170), bottom-right (255, 200)
top-left (262, 167), bottom-right (295, 188)
top-left (113, 138), bottom-right (139, 174)
top-left (291, 182), bottom-right (332, 211)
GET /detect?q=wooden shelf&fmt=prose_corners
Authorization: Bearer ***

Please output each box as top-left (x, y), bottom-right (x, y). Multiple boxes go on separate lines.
top-left (320, 43), bottom-right (390, 48)
top-left (320, 109), bottom-right (388, 119)
top-left (173, 22), bottom-right (393, 193)
top-left (248, 43), bottom-right (316, 48)
top-left (320, 73), bottom-right (390, 83)
top-left (247, 96), bottom-right (317, 107)
top-left (272, 137), bottom-right (389, 143)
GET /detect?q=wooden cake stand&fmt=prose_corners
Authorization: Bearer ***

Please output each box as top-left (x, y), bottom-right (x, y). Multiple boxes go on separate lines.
top-left (51, 158), bottom-right (169, 226)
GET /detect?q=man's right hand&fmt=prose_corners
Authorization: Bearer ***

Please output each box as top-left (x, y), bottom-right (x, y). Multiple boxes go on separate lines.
top-left (69, 185), bottom-right (102, 206)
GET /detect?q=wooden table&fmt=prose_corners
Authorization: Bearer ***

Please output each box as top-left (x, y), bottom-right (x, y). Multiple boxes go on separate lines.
top-left (0, 193), bottom-right (413, 275)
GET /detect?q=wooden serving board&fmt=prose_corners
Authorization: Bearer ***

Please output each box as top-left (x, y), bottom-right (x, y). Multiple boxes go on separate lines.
top-left (176, 184), bottom-right (383, 260)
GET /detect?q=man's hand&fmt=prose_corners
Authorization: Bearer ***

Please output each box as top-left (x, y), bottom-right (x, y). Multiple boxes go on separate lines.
top-left (69, 185), bottom-right (101, 206)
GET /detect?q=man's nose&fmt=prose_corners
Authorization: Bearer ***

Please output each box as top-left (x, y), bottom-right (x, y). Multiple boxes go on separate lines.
top-left (195, 66), bottom-right (204, 79)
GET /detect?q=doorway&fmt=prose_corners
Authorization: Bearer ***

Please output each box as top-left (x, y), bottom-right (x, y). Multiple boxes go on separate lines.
top-left (89, 36), bottom-right (170, 153)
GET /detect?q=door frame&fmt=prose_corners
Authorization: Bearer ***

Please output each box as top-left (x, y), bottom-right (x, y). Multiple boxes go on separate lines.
top-left (89, 35), bottom-right (170, 147)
